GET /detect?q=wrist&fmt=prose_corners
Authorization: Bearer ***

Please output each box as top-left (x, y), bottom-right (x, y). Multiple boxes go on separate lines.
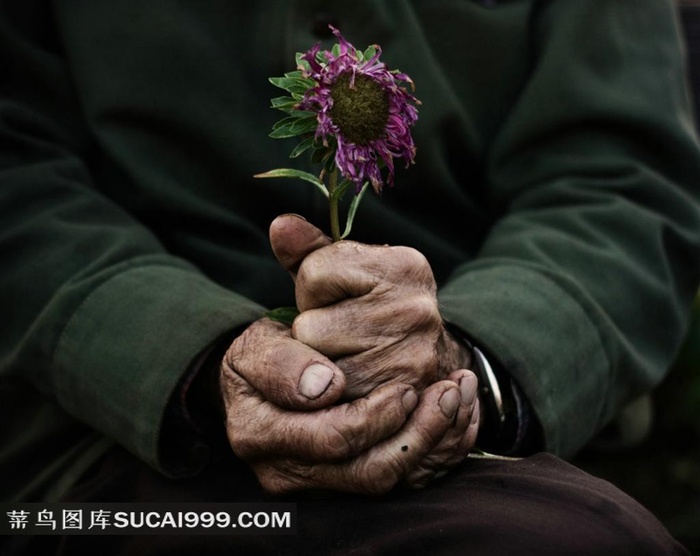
top-left (438, 325), bottom-right (473, 378)
top-left (469, 342), bottom-right (516, 452)
top-left (160, 334), bottom-right (234, 476)
top-left (442, 323), bottom-right (518, 453)
top-left (183, 333), bottom-right (234, 436)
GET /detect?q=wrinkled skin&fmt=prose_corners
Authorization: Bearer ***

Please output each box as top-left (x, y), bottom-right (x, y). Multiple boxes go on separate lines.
top-left (220, 214), bottom-right (480, 494)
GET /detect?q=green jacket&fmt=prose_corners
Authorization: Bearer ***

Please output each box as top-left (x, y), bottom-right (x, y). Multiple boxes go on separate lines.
top-left (2, 0), bottom-right (699, 502)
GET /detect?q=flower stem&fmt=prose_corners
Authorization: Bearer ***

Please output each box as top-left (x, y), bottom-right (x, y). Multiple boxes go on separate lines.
top-left (328, 169), bottom-right (341, 242)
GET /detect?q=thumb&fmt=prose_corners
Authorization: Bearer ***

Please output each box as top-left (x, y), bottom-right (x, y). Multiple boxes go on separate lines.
top-left (269, 214), bottom-right (332, 277)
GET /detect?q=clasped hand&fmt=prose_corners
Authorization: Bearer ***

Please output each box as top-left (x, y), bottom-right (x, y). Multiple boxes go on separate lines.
top-left (220, 215), bottom-right (480, 494)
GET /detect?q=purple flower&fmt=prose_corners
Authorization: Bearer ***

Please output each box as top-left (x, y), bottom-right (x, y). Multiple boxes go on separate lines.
top-left (297, 26), bottom-right (420, 193)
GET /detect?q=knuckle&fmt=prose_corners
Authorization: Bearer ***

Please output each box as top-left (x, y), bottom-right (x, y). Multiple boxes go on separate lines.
top-left (290, 311), bottom-right (312, 343)
top-left (385, 294), bottom-right (440, 336)
top-left (225, 331), bottom-right (248, 370)
top-left (406, 466), bottom-right (436, 489)
top-left (406, 294), bottom-right (442, 329)
top-left (256, 468), bottom-right (294, 496)
top-left (296, 249), bottom-right (328, 288)
top-left (225, 319), bottom-right (288, 371)
top-left (394, 245), bottom-right (428, 267)
top-left (392, 246), bottom-right (433, 278)
top-left (257, 461), bottom-right (318, 495)
top-left (356, 459), bottom-right (403, 495)
top-left (316, 422), bottom-right (356, 461)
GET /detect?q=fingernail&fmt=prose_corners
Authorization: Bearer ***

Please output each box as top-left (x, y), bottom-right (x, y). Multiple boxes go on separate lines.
top-left (286, 213), bottom-right (307, 221)
top-left (299, 363), bottom-right (334, 399)
top-left (439, 389), bottom-right (461, 419)
top-left (459, 373), bottom-right (478, 406)
top-left (402, 389), bottom-right (418, 413)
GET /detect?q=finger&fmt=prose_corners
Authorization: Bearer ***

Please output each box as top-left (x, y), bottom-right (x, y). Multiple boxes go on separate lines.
top-left (269, 214), bottom-right (331, 277)
top-left (417, 371), bottom-right (480, 465)
top-left (295, 243), bottom-right (432, 311)
top-left (292, 292), bottom-right (441, 358)
top-left (226, 381), bottom-right (419, 464)
top-left (255, 381), bottom-right (462, 495)
top-left (403, 409), bottom-right (478, 488)
top-left (405, 371), bottom-right (480, 488)
top-left (223, 318), bottom-right (345, 410)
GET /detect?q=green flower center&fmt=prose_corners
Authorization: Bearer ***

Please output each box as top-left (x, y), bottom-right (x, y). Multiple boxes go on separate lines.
top-left (330, 72), bottom-right (389, 145)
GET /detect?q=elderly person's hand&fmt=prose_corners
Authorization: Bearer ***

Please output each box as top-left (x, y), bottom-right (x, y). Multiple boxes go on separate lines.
top-left (220, 318), bottom-right (479, 494)
top-left (269, 214), bottom-right (474, 398)
top-left (223, 215), bottom-right (479, 492)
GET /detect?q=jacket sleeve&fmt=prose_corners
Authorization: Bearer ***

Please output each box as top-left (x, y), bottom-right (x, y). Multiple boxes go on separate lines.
top-left (0, 5), bottom-right (265, 477)
top-left (438, 0), bottom-right (700, 457)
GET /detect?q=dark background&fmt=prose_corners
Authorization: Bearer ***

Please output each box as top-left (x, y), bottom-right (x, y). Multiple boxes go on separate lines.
top-left (571, 8), bottom-right (700, 552)
top-left (573, 293), bottom-right (700, 552)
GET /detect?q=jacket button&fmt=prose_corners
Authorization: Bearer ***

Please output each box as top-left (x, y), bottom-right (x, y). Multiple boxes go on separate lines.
top-left (312, 12), bottom-right (340, 38)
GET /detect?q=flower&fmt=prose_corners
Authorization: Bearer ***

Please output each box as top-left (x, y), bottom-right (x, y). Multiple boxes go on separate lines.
top-left (257, 30), bottom-right (421, 323)
top-left (257, 27), bottom-right (420, 243)
top-left (297, 26), bottom-right (420, 193)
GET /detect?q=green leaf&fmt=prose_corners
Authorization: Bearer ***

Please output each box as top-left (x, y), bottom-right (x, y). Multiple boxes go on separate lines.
top-left (269, 116), bottom-right (317, 139)
top-left (289, 136), bottom-right (315, 158)
top-left (291, 116), bottom-right (318, 134)
top-left (254, 168), bottom-right (329, 198)
top-left (331, 44), bottom-right (341, 58)
top-left (295, 52), bottom-right (311, 71)
top-left (265, 306), bottom-right (300, 326)
top-left (270, 122), bottom-right (303, 138)
top-left (330, 178), bottom-right (353, 201)
top-left (272, 115), bottom-right (297, 131)
top-left (268, 76), bottom-right (315, 95)
top-left (363, 45), bottom-right (377, 61)
top-left (286, 109), bottom-right (315, 119)
top-left (341, 182), bottom-right (370, 239)
top-left (268, 76), bottom-right (293, 90)
top-left (270, 123), bottom-right (296, 137)
top-left (275, 108), bottom-right (304, 117)
top-left (270, 96), bottom-right (297, 110)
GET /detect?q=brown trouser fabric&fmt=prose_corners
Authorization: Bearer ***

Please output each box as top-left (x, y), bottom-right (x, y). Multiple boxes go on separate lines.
top-left (4, 449), bottom-right (688, 555)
